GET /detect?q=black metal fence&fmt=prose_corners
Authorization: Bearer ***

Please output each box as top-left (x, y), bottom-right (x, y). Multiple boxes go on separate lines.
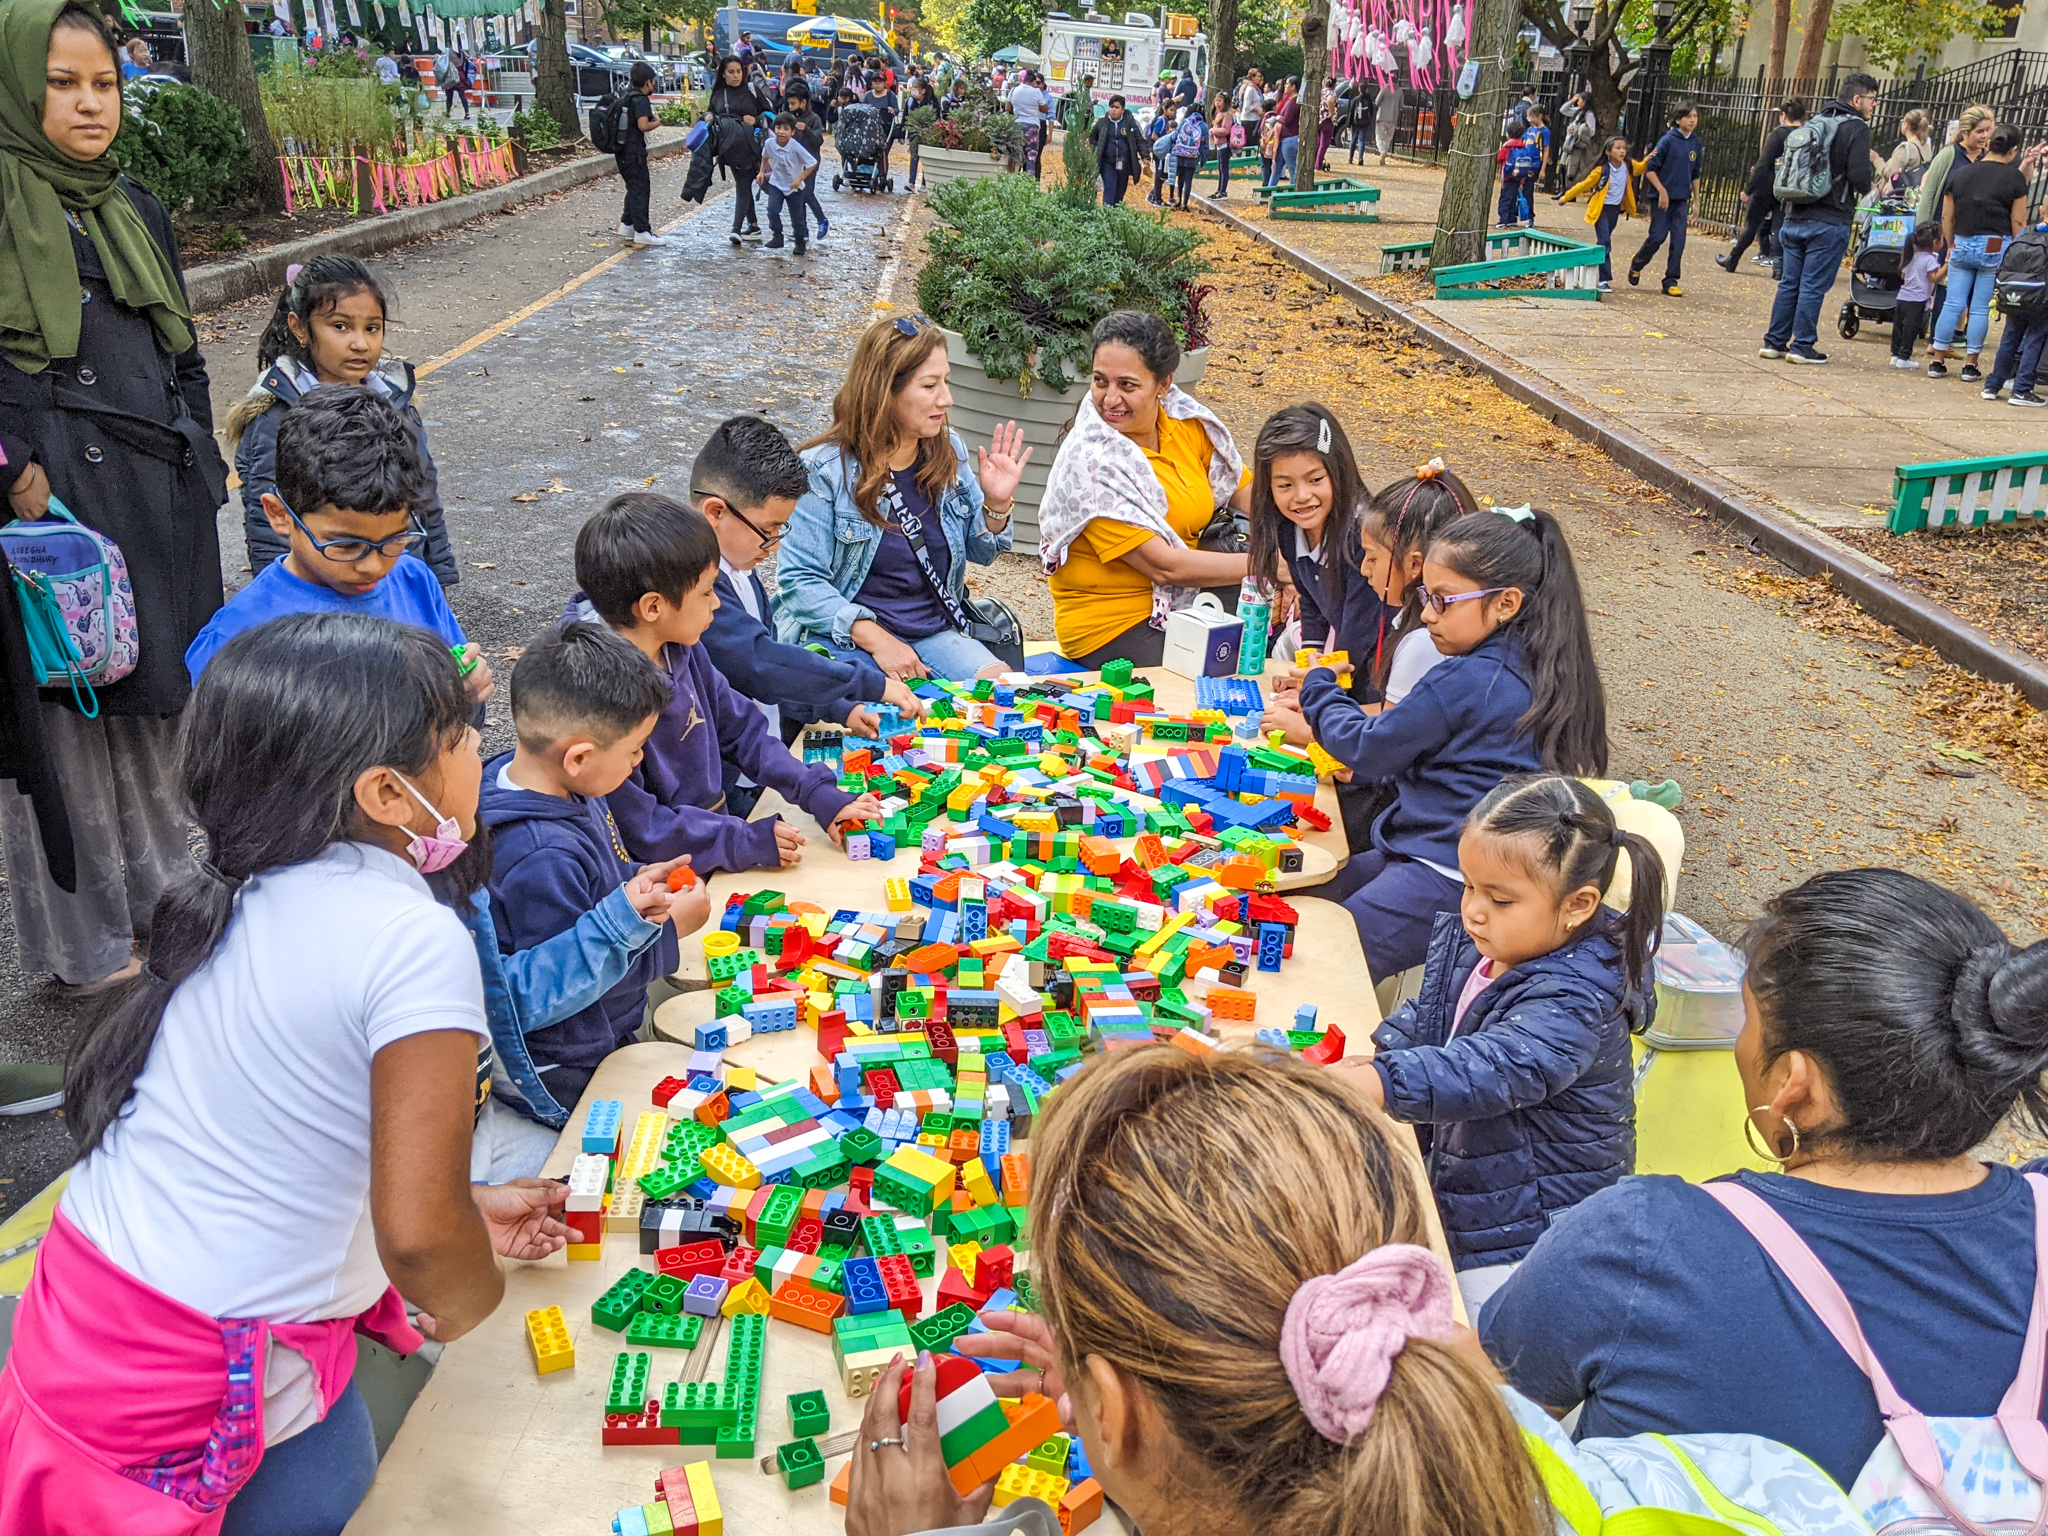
top-left (1377, 49), bottom-right (2048, 234)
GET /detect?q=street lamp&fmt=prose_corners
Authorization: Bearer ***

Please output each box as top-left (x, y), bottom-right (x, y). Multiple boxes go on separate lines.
top-left (1632, 0), bottom-right (1676, 151)
top-left (1564, 0), bottom-right (1593, 104)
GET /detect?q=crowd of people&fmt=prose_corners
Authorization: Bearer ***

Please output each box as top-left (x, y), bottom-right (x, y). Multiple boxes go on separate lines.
top-left (5, 1), bottom-right (2048, 1532)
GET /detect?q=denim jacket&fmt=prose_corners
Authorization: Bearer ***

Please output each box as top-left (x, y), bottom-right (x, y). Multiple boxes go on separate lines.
top-left (774, 434), bottom-right (1012, 648)
top-left (461, 884), bottom-right (666, 1129)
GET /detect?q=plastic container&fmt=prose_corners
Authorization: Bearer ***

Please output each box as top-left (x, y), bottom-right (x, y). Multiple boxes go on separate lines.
top-left (1237, 576), bottom-right (1272, 679)
top-left (1646, 912), bottom-right (1746, 1049)
top-left (701, 930), bottom-right (740, 961)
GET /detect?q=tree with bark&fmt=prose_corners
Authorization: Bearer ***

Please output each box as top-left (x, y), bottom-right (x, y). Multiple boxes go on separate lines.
top-left (1792, 0), bottom-right (1834, 78)
top-left (1518, 0), bottom-right (1715, 138)
top-left (182, 0), bottom-right (284, 212)
top-left (1432, 0), bottom-right (1518, 267)
top-left (1767, 0), bottom-right (1791, 77)
top-left (1204, 0), bottom-right (1240, 106)
top-left (1292, 0), bottom-right (1329, 189)
top-left (534, 0), bottom-right (581, 142)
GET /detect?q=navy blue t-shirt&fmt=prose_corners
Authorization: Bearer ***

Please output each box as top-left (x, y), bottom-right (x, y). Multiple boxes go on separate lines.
top-left (1646, 126), bottom-right (1702, 200)
top-left (1479, 1164), bottom-right (2048, 1491)
top-left (854, 470), bottom-right (953, 640)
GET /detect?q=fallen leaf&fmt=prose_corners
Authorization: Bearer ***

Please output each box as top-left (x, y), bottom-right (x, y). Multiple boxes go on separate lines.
top-left (510, 492), bottom-right (540, 503)
top-left (473, 561), bottom-right (497, 568)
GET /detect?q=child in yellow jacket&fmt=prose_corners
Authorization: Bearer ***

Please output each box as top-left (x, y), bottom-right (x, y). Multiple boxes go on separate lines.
top-left (1558, 137), bottom-right (1645, 291)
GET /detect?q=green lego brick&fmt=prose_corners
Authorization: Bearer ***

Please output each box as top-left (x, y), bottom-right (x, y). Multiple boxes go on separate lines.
top-left (898, 1224), bottom-right (937, 1278)
top-left (716, 1412), bottom-right (757, 1458)
top-left (859, 1215), bottom-right (906, 1259)
top-left (907, 1302), bottom-right (977, 1354)
top-left (715, 985), bottom-right (749, 1018)
top-left (756, 1185), bottom-right (802, 1247)
top-left (777, 1437), bottom-right (826, 1489)
top-left (644, 1273), bottom-right (688, 1315)
top-left (637, 1163), bottom-right (699, 1202)
top-left (787, 1390), bottom-right (830, 1438)
top-left (664, 1120), bottom-right (721, 1163)
top-left (592, 1267), bottom-right (656, 1332)
top-left (627, 1310), bottom-right (705, 1350)
top-left (661, 1379), bottom-right (738, 1430)
top-left (607, 1351), bottom-right (653, 1415)
top-left (1012, 1272), bottom-right (1038, 1311)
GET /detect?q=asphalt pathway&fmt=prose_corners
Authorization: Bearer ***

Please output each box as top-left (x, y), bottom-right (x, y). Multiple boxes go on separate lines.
top-left (0, 156), bottom-right (916, 1213)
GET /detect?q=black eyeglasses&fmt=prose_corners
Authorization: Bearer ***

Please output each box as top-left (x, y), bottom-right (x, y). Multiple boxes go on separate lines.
top-left (723, 501), bottom-right (786, 549)
top-left (279, 497), bottom-right (425, 563)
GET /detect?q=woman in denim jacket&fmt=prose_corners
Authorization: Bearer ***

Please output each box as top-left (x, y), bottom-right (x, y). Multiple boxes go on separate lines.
top-left (776, 316), bottom-right (1030, 681)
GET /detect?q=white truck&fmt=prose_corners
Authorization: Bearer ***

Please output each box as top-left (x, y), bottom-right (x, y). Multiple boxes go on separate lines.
top-left (1039, 10), bottom-right (1208, 121)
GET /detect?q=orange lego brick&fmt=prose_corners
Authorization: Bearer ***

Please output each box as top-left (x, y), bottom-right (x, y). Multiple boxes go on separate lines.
top-left (947, 1127), bottom-right (981, 1163)
top-left (899, 942), bottom-right (962, 974)
top-left (956, 1394), bottom-right (1064, 1494)
top-left (1215, 857), bottom-right (1269, 891)
top-left (829, 1459), bottom-right (852, 1506)
top-left (808, 1066), bottom-right (839, 1103)
top-left (1000, 1151), bottom-right (1031, 1205)
top-left (1060, 1477), bottom-right (1105, 1533)
top-left (1077, 836), bottom-right (1120, 877)
top-left (769, 1278), bottom-right (844, 1333)
top-left (1207, 988), bottom-right (1257, 1022)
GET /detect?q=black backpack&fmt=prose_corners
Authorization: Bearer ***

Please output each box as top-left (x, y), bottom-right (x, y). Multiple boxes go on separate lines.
top-left (1996, 228), bottom-right (2048, 319)
top-left (589, 90), bottom-right (632, 154)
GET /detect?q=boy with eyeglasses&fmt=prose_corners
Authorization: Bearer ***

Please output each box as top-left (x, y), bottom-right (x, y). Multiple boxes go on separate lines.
top-left (689, 416), bottom-right (923, 815)
top-left (185, 386), bottom-right (491, 704)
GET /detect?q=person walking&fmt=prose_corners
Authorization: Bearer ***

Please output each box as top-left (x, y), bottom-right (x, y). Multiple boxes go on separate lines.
top-left (1759, 73), bottom-right (1877, 365)
top-left (1091, 92), bottom-right (1146, 205)
top-left (1315, 76), bottom-right (1337, 169)
top-left (1717, 99), bottom-right (1804, 273)
top-left (1008, 67), bottom-right (1052, 180)
top-left (1375, 79), bottom-right (1400, 161)
top-left (1558, 93), bottom-right (1599, 185)
top-left (435, 41), bottom-right (468, 119)
top-left (1265, 76), bottom-right (1300, 186)
top-left (1626, 103), bottom-right (1701, 295)
top-left (781, 78), bottom-right (830, 240)
top-left (1926, 126), bottom-right (2030, 382)
top-left (1558, 135), bottom-right (1643, 291)
top-left (1345, 80), bottom-right (1374, 164)
top-left (1169, 102), bottom-right (1208, 208)
top-left (709, 56), bottom-right (769, 243)
top-left (903, 74), bottom-right (933, 188)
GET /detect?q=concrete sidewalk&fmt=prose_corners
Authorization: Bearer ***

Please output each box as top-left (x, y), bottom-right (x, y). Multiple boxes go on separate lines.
top-left (1217, 159), bottom-right (2027, 531)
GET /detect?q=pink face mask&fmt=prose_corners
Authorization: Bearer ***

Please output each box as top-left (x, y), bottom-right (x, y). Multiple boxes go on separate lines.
top-left (394, 774), bottom-right (468, 875)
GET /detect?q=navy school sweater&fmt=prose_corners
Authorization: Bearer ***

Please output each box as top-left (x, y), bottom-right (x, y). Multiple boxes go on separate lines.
top-left (705, 565), bottom-right (889, 734)
top-left (1280, 521), bottom-right (1393, 702)
top-left (1298, 629), bottom-right (1543, 870)
top-left (479, 755), bottom-right (678, 1111)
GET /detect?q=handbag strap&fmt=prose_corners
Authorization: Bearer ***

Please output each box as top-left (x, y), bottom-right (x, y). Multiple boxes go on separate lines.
top-left (879, 474), bottom-right (974, 637)
top-left (1704, 1176), bottom-right (2048, 1535)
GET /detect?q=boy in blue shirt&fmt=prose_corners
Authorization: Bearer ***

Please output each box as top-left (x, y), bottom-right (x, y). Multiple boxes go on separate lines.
top-left (1629, 104), bottom-right (1703, 297)
top-left (185, 385), bottom-right (492, 701)
top-left (689, 415), bottom-right (923, 816)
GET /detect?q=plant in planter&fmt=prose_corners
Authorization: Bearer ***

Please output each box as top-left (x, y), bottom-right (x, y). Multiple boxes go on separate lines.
top-left (915, 174), bottom-right (1208, 395)
top-left (509, 102), bottom-right (564, 153)
top-left (112, 80), bottom-right (250, 218)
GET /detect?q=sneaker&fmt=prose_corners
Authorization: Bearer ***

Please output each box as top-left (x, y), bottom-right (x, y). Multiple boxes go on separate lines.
top-left (742, 221), bottom-right (760, 235)
top-left (1598, 280), bottom-right (1612, 291)
top-left (0, 1062), bottom-right (63, 1117)
top-left (1982, 386), bottom-right (2003, 400)
top-left (1891, 356), bottom-right (1921, 369)
top-left (730, 233), bottom-right (744, 247)
top-left (2015, 393), bottom-right (2046, 408)
top-left (763, 235), bottom-right (786, 249)
top-left (1927, 359), bottom-right (1949, 379)
top-left (1758, 344), bottom-right (1787, 359)
top-left (1787, 345), bottom-right (1829, 364)
top-left (1960, 364), bottom-right (1983, 384)
top-left (815, 219), bottom-right (830, 238)
top-left (1714, 253), bottom-right (1737, 273)
top-left (793, 241), bottom-right (808, 256)
top-left (1663, 282), bottom-right (1683, 297)
top-left (632, 232), bottom-right (669, 247)
top-left (1627, 266), bottom-right (1642, 286)
top-left (1750, 252), bottom-right (1774, 265)
top-left (618, 221), bottom-right (633, 236)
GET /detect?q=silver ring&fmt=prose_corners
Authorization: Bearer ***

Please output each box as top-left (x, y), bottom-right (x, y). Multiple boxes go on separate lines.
top-left (870, 1436), bottom-right (905, 1451)
top-left (1035, 1368), bottom-right (1047, 1393)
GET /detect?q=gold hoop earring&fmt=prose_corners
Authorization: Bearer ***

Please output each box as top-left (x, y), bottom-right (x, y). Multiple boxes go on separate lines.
top-left (1744, 1106), bottom-right (1799, 1166)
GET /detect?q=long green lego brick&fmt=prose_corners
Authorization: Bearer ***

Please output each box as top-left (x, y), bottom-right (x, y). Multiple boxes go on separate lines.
top-left (607, 1351), bottom-right (652, 1415)
top-left (638, 1163), bottom-right (697, 1201)
top-left (859, 1215), bottom-right (905, 1259)
top-left (664, 1120), bottom-right (721, 1163)
top-left (662, 1379), bottom-right (738, 1429)
top-left (907, 1302), bottom-right (977, 1354)
top-left (627, 1311), bottom-right (705, 1349)
top-left (592, 1267), bottom-right (656, 1332)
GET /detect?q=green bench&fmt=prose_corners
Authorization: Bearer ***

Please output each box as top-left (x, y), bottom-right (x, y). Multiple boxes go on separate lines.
top-left (1889, 449), bottom-right (2048, 533)
top-left (1381, 229), bottom-right (1606, 297)
top-left (1268, 179), bottom-right (1380, 222)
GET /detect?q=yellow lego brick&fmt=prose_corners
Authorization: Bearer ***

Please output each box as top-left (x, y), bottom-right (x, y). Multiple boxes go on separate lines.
top-left (1304, 741), bottom-right (1343, 779)
top-left (883, 1145), bottom-right (959, 1202)
top-left (525, 1305), bottom-right (575, 1374)
top-left (885, 877), bottom-right (912, 912)
top-left (566, 1241), bottom-right (602, 1262)
top-left (698, 1142), bottom-right (762, 1190)
top-left (725, 1065), bottom-right (756, 1092)
top-left (949, 1239), bottom-right (984, 1274)
top-left (722, 1276), bottom-right (772, 1317)
top-left (684, 1462), bottom-right (722, 1536)
top-left (620, 1111), bottom-right (668, 1182)
top-left (968, 934), bottom-right (1022, 959)
top-left (993, 1462), bottom-right (1070, 1508)
top-left (963, 1162), bottom-right (998, 1207)
top-left (1135, 910), bottom-right (1193, 956)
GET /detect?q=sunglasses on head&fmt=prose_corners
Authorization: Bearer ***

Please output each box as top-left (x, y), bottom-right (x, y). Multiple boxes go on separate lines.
top-left (1417, 584), bottom-right (1508, 616)
top-left (892, 313), bottom-right (933, 338)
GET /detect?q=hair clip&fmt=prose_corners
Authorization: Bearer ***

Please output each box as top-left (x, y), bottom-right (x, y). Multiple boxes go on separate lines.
top-left (1414, 456), bottom-right (1445, 482)
top-left (1493, 503), bottom-right (1536, 523)
top-left (285, 262), bottom-right (305, 287)
top-left (1316, 416), bottom-right (1332, 455)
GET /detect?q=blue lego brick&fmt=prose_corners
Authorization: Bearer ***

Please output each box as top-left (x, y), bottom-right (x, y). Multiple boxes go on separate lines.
top-left (978, 1119), bottom-right (1012, 1161)
top-left (1295, 1003), bottom-right (1319, 1030)
top-left (1255, 1027), bottom-right (1291, 1048)
top-left (868, 830), bottom-right (897, 861)
top-left (1195, 674), bottom-right (1264, 716)
top-left (581, 1099), bottom-right (623, 1154)
top-left (841, 1255), bottom-right (889, 1314)
top-left (1257, 922), bottom-right (1285, 973)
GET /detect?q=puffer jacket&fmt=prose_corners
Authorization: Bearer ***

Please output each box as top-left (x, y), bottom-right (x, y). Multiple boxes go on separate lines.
top-left (1372, 908), bottom-right (1649, 1270)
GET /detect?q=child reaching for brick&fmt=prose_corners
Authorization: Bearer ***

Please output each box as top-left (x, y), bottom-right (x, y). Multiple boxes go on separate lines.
top-left (480, 621), bottom-right (713, 1149)
top-left (574, 492), bottom-right (883, 873)
top-left (1346, 773), bottom-right (1664, 1317)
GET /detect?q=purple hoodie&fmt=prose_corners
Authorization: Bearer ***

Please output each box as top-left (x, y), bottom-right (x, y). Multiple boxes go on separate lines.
top-left (606, 637), bottom-right (856, 874)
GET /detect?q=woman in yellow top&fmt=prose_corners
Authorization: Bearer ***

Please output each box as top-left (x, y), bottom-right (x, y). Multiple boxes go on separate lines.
top-left (1558, 136), bottom-right (1646, 292)
top-left (1038, 311), bottom-right (1253, 668)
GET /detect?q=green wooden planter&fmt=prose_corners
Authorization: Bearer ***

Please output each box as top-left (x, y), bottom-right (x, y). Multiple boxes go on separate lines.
top-left (1269, 179), bottom-right (1380, 222)
top-left (1432, 236), bottom-right (1605, 300)
top-left (1890, 450), bottom-right (2048, 533)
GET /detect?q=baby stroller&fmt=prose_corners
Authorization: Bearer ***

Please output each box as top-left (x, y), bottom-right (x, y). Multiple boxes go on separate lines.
top-left (1838, 198), bottom-right (1916, 340)
top-left (832, 101), bottom-right (893, 193)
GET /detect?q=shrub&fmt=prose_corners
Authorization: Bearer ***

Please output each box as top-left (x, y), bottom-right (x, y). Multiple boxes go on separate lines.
top-left (111, 80), bottom-right (251, 217)
top-left (656, 97), bottom-right (695, 126)
top-left (212, 223), bottom-right (247, 252)
top-left (509, 103), bottom-right (564, 152)
top-left (263, 61), bottom-right (398, 157)
top-left (1060, 106), bottom-right (1097, 205)
top-left (906, 103), bottom-right (938, 145)
top-left (915, 174), bottom-right (1209, 394)
top-left (915, 84), bottom-right (1023, 161)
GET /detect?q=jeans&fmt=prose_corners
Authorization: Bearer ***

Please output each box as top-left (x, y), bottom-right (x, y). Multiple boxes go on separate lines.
top-left (730, 174), bottom-right (756, 233)
top-left (907, 141), bottom-right (919, 186)
top-left (617, 150), bottom-right (650, 233)
top-left (1594, 204), bottom-right (1620, 282)
top-left (1987, 310), bottom-right (2048, 396)
top-left (1348, 123), bottom-right (1369, 161)
top-left (470, 1093), bottom-right (564, 1181)
top-left (1305, 846), bottom-right (1465, 984)
top-left (1102, 163), bottom-right (1131, 204)
top-left (909, 627), bottom-right (1003, 680)
top-left (801, 182), bottom-right (828, 232)
top-left (1497, 171), bottom-right (1532, 226)
top-left (765, 182), bottom-right (808, 244)
top-left (1933, 235), bottom-right (2006, 356)
top-left (221, 1382), bottom-right (378, 1536)
top-left (1764, 218), bottom-right (1853, 350)
top-left (1631, 198), bottom-right (1689, 283)
top-left (1277, 133), bottom-right (1299, 183)
top-left (1216, 151), bottom-right (1230, 194)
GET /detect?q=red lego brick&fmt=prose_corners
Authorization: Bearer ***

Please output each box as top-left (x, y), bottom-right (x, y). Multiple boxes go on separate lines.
top-left (817, 1009), bottom-right (849, 1062)
top-left (878, 1254), bottom-right (924, 1318)
top-left (652, 1075), bottom-right (688, 1109)
top-left (654, 1237), bottom-right (725, 1277)
top-left (1301, 1023), bottom-right (1348, 1066)
top-left (973, 1244), bottom-right (1014, 1293)
top-left (934, 1265), bottom-right (988, 1314)
top-left (719, 1243), bottom-right (762, 1286)
top-left (603, 1402), bottom-right (680, 1446)
top-left (788, 1218), bottom-right (824, 1255)
top-left (866, 1068), bottom-right (900, 1109)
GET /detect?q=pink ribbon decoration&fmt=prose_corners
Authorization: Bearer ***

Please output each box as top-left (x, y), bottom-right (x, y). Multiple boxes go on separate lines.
top-left (1279, 1244), bottom-right (1456, 1443)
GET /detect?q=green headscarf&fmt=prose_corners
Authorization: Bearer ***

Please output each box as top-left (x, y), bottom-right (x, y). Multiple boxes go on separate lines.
top-left (0, 0), bottom-right (194, 374)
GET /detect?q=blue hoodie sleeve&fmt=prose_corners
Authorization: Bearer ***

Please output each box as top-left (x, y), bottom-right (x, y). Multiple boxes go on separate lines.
top-left (1299, 663), bottom-right (1455, 781)
top-left (702, 588), bottom-right (885, 723)
top-left (702, 652), bottom-right (858, 829)
top-left (1375, 978), bottom-right (1612, 1125)
top-left (237, 400), bottom-right (289, 574)
top-left (607, 767), bottom-right (784, 875)
top-left (489, 837), bottom-right (613, 965)
top-left (495, 884), bottom-right (665, 1034)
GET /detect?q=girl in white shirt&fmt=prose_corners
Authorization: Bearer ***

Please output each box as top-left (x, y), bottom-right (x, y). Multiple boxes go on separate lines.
top-left (4, 612), bottom-right (512, 1536)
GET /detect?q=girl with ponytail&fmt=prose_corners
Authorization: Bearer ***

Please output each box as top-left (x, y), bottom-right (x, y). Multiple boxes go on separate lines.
top-left (1298, 503), bottom-right (1611, 981)
top-left (843, 1046), bottom-right (1555, 1536)
top-left (0, 613), bottom-right (508, 1534)
top-left (1354, 773), bottom-right (1663, 1314)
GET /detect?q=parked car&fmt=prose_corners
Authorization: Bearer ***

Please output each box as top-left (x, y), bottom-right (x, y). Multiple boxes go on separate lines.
top-left (598, 43), bottom-right (676, 88)
top-left (522, 37), bottom-right (634, 96)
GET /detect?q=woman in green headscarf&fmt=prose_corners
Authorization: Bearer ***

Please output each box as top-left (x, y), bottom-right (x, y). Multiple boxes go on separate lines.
top-left (0, 0), bottom-right (226, 993)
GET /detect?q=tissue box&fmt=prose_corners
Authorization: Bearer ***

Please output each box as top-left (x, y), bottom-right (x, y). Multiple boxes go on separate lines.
top-left (1159, 595), bottom-right (1243, 680)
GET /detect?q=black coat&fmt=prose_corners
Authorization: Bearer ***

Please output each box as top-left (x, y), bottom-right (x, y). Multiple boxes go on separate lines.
top-left (709, 83), bottom-right (769, 172)
top-left (0, 522), bottom-right (74, 889)
top-left (0, 178), bottom-right (227, 718)
top-left (1092, 112), bottom-right (1149, 175)
top-left (1746, 123), bottom-right (1795, 202)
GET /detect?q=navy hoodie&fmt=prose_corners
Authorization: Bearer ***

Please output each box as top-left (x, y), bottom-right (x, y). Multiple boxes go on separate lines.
top-left (706, 565), bottom-right (889, 733)
top-left (1299, 629), bottom-right (1543, 870)
top-left (480, 754), bottom-right (678, 1110)
top-left (1280, 521), bottom-right (1393, 701)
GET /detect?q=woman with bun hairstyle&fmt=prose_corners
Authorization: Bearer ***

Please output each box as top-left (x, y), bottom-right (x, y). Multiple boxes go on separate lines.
top-left (1483, 867), bottom-right (2048, 1493)
top-left (842, 1045), bottom-right (1555, 1536)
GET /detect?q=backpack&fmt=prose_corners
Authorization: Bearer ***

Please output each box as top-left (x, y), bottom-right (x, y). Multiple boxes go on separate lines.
top-left (1507, 135), bottom-right (1542, 176)
top-left (589, 90), bottom-right (633, 154)
top-left (1, 496), bottom-right (139, 718)
top-left (1775, 113), bottom-right (1842, 204)
top-left (1705, 1175), bottom-right (2048, 1536)
top-left (1995, 228), bottom-right (2048, 319)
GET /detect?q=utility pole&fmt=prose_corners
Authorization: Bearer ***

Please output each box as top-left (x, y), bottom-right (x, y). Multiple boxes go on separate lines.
top-left (1429, 0), bottom-right (1515, 268)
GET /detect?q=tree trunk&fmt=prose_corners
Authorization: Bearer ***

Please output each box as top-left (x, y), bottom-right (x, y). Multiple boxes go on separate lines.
top-left (1433, 0), bottom-right (1519, 264)
top-left (536, 0), bottom-right (582, 139)
top-left (1205, 0), bottom-right (1240, 109)
top-left (1791, 0), bottom-right (1833, 82)
top-left (185, 0), bottom-right (285, 213)
top-left (1293, 0), bottom-right (1329, 190)
top-left (1767, 0), bottom-right (1791, 79)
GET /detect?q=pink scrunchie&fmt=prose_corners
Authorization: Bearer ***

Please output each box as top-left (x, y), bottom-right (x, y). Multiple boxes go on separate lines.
top-left (1279, 1244), bottom-right (1455, 1443)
